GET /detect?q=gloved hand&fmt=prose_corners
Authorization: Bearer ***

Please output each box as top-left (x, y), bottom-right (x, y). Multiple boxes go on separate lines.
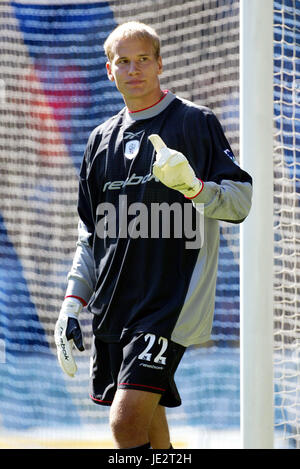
top-left (148, 134), bottom-right (204, 199)
top-left (54, 297), bottom-right (84, 377)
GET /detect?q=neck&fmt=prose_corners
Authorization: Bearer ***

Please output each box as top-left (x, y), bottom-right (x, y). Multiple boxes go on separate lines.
top-left (125, 89), bottom-right (165, 112)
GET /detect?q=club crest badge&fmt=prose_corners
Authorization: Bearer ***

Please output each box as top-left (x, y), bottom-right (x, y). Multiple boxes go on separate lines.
top-left (124, 139), bottom-right (140, 159)
top-left (123, 130), bottom-right (144, 160)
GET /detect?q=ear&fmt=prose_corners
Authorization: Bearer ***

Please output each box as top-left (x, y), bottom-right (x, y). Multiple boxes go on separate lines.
top-left (106, 61), bottom-right (115, 82)
top-left (157, 56), bottom-right (163, 76)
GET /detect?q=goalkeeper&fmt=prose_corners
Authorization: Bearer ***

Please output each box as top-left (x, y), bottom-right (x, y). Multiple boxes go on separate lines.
top-left (55, 21), bottom-right (252, 450)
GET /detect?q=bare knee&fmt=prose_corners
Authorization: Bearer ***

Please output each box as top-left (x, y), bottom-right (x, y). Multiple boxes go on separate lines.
top-left (109, 389), bottom-right (161, 448)
top-left (110, 404), bottom-right (147, 446)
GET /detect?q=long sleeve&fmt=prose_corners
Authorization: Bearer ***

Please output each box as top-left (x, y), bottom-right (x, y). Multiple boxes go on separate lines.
top-left (191, 179), bottom-right (252, 223)
top-left (64, 127), bottom-right (100, 305)
top-left (65, 220), bottom-right (96, 306)
top-left (183, 105), bottom-right (252, 224)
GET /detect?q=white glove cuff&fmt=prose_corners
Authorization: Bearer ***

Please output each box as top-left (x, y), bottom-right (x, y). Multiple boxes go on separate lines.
top-left (60, 297), bottom-right (83, 319)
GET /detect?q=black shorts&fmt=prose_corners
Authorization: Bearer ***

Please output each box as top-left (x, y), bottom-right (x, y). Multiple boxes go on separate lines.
top-left (89, 332), bottom-right (186, 408)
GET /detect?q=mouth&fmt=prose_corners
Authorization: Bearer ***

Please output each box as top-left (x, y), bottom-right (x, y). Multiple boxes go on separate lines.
top-left (126, 80), bottom-right (145, 85)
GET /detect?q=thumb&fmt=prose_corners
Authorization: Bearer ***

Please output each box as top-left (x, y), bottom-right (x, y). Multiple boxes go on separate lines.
top-left (148, 134), bottom-right (171, 167)
top-left (148, 134), bottom-right (167, 153)
top-left (66, 317), bottom-right (84, 351)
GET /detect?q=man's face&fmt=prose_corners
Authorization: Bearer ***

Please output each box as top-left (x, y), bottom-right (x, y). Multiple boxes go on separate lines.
top-left (106, 36), bottom-right (163, 109)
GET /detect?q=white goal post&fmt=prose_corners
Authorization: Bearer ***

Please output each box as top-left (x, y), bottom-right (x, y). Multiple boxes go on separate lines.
top-left (240, 0), bottom-right (274, 449)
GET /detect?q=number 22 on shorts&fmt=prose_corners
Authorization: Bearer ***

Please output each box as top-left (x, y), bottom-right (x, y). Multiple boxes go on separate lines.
top-left (138, 333), bottom-right (168, 365)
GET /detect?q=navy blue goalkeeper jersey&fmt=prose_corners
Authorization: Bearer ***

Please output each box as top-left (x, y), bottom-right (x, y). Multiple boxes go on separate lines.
top-left (68, 91), bottom-right (252, 346)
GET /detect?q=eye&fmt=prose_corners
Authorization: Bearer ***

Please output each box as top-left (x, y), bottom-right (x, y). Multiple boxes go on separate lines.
top-left (117, 58), bottom-right (129, 64)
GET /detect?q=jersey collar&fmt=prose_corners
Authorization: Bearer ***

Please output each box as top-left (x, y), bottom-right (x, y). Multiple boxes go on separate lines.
top-left (125, 90), bottom-right (176, 121)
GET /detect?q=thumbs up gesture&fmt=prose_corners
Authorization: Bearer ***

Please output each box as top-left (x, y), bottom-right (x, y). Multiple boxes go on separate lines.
top-left (148, 134), bottom-right (203, 199)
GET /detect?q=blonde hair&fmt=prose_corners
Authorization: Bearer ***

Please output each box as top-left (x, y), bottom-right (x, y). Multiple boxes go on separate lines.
top-left (104, 21), bottom-right (161, 62)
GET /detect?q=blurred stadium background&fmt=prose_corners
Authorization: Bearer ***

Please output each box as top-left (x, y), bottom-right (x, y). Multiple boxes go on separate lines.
top-left (0, 0), bottom-right (299, 449)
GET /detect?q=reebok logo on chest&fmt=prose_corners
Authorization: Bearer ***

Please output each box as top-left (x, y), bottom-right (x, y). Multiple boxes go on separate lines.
top-left (102, 172), bottom-right (159, 192)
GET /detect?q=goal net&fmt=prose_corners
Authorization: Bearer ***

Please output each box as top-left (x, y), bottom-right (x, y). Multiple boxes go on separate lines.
top-left (0, 0), bottom-right (298, 449)
top-left (273, 0), bottom-right (300, 449)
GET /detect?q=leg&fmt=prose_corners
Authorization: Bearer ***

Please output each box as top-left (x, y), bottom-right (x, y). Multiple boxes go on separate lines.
top-left (105, 334), bottom-right (185, 449)
top-left (149, 404), bottom-right (171, 449)
top-left (110, 388), bottom-right (161, 448)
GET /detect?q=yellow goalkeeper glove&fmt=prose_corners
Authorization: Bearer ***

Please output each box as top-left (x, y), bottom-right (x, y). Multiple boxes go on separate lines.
top-left (148, 134), bottom-right (204, 198)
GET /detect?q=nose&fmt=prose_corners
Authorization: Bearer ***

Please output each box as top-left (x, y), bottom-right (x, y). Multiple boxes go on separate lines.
top-left (128, 60), bottom-right (140, 75)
